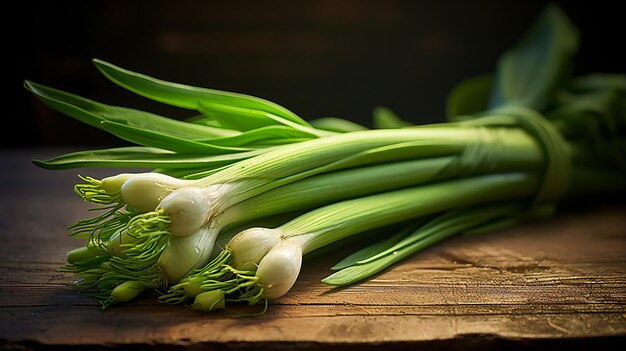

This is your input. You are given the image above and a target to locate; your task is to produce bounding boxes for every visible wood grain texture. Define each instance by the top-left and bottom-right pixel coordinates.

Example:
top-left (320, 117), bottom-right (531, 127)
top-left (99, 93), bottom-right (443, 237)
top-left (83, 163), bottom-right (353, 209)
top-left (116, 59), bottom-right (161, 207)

top-left (0, 149), bottom-right (625, 350)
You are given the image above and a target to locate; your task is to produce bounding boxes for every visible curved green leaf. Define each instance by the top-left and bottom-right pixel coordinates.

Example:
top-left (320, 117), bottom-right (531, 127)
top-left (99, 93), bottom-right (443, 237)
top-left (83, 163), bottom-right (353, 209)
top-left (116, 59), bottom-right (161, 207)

top-left (184, 114), bottom-right (224, 128)
top-left (197, 101), bottom-right (328, 137)
top-left (330, 227), bottom-right (412, 271)
top-left (197, 101), bottom-right (282, 131)
top-left (308, 117), bottom-right (368, 133)
top-left (445, 74), bottom-right (494, 118)
top-left (201, 125), bottom-right (318, 147)
top-left (93, 58), bottom-right (311, 127)
top-left (100, 121), bottom-right (253, 154)
top-left (372, 106), bottom-right (411, 129)
top-left (323, 204), bottom-right (521, 286)
top-left (24, 81), bottom-right (236, 139)
top-left (489, 4), bottom-right (580, 111)
top-left (33, 146), bottom-right (269, 170)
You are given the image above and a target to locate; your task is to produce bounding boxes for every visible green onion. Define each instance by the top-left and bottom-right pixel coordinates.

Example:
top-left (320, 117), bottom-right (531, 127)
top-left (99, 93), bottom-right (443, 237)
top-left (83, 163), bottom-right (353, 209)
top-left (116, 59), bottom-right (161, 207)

top-left (324, 167), bottom-right (625, 286)
top-left (25, 3), bottom-right (625, 314)
top-left (161, 172), bottom-right (541, 306)
top-left (125, 123), bottom-right (551, 284)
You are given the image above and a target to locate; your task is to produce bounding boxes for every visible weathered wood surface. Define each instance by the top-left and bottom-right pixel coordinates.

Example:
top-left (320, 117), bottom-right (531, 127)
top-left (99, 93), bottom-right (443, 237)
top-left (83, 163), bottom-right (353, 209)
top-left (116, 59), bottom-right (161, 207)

top-left (1, 149), bottom-right (625, 350)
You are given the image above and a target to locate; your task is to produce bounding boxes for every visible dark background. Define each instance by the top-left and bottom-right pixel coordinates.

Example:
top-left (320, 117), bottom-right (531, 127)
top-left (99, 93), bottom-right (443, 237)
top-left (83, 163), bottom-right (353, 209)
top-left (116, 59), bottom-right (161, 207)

top-left (9, 0), bottom-right (626, 149)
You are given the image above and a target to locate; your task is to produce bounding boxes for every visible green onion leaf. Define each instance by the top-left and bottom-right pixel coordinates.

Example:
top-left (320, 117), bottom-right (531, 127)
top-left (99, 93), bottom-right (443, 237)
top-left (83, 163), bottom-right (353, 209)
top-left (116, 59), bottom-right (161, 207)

top-left (198, 125), bottom-right (318, 147)
top-left (100, 121), bottom-right (253, 154)
top-left (32, 146), bottom-right (269, 170)
top-left (92, 58), bottom-right (311, 127)
top-left (308, 117), bottom-right (368, 133)
top-left (322, 204), bottom-right (523, 286)
top-left (446, 74), bottom-right (494, 118)
top-left (23, 80), bottom-right (236, 139)
top-left (197, 102), bottom-right (328, 138)
top-left (372, 106), bottom-right (411, 128)
top-left (489, 4), bottom-right (579, 111)
top-left (330, 227), bottom-right (412, 271)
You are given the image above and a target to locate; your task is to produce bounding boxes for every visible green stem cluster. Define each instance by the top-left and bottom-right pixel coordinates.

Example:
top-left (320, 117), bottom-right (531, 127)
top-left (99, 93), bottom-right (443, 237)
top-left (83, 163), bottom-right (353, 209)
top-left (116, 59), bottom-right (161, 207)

top-left (25, 3), bottom-right (625, 314)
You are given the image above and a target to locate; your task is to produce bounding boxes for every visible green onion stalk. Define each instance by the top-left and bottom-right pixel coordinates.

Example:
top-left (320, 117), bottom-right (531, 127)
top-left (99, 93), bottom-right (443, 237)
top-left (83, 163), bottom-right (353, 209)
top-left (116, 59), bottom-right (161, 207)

top-left (23, 56), bottom-right (346, 308)
top-left (25, 54), bottom-right (341, 265)
top-left (64, 121), bottom-right (555, 308)
top-left (159, 4), bottom-right (625, 312)
top-left (26, 3), bottom-right (625, 310)
top-left (101, 94), bottom-right (623, 308)
top-left (161, 173), bottom-right (541, 308)
top-left (323, 169), bottom-right (625, 288)
top-left (161, 167), bottom-right (624, 312)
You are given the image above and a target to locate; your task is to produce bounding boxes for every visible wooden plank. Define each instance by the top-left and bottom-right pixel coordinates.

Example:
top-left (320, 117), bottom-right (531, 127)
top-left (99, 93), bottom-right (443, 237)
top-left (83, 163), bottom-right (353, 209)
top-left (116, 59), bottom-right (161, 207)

top-left (1, 284), bottom-right (625, 315)
top-left (1, 306), bottom-right (625, 346)
top-left (2, 260), bottom-right (626, 307)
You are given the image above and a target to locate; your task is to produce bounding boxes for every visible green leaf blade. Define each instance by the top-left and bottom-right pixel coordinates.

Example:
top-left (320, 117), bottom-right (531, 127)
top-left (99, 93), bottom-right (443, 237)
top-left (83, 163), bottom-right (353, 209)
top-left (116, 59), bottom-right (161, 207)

top-left (489, 4), bottom-right (580, 111)
top-left (197, 101), bottom-right (329, 138)
top-left (446, 74), bottom-right (494, 118)
top-left (33, 146), bottom-right (268, 170)
top-left (100, 121), bottom-right (253, 154)
top-left (24, 80), bottom-right (238, 140)
top-left (201, 125), bottom-right (317, 147)
top-left (322, 204), bottom-right (524, 287)
top-left (330, 229), bottom-right (410, 271)
top-left (309, 117), bottom-right (369, 133)
top-left (93, 59), bottom-right (311, 127)
top-left (24, 80), bottom-right (105, 130)
top-left (372, 106), bottom-right (411, 129)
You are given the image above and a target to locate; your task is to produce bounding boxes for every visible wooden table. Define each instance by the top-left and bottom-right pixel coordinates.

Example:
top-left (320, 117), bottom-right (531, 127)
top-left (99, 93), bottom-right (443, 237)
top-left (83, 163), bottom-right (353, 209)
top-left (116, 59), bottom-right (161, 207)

top-left (1, 149), bottom-right (625, 350)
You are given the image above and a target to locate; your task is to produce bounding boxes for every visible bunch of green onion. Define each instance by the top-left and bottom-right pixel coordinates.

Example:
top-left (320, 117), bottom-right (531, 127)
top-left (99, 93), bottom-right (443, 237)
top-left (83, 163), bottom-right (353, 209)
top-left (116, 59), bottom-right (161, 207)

top-left (26, 4), bottom-right (625, 313)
